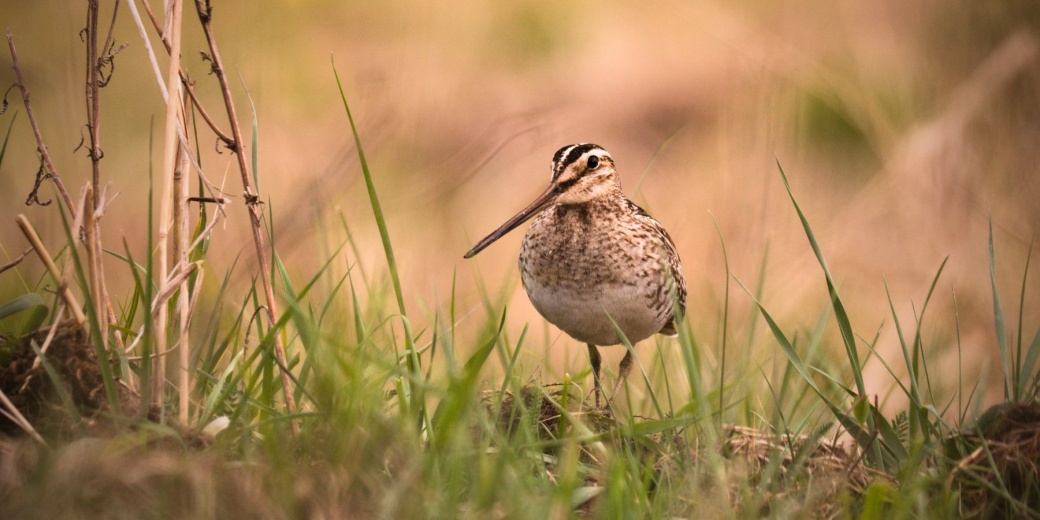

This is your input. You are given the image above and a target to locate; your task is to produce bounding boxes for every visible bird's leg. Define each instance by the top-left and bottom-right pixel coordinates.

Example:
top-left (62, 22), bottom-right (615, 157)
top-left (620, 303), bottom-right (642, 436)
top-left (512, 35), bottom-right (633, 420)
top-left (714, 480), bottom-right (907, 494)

top-left (610, 349), bottom-right (634, 405)
top-left (587, 343), bottom-right (602, 407)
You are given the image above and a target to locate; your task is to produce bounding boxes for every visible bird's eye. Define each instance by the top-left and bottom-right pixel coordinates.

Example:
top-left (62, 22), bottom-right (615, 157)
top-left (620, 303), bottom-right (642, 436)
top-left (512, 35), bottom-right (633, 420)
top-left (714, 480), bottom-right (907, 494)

top-left (587, 156), bottom-right (600, 169)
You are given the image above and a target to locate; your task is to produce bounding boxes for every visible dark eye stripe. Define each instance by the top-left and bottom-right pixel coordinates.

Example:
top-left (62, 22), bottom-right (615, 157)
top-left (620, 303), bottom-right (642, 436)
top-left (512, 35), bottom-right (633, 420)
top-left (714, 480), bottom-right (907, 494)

top-left (557, 177), bottom-right (579, 192)
top-left (563, 144), bottom-right (598, 170)
top-left (551, 143), bottom-right (603, 181)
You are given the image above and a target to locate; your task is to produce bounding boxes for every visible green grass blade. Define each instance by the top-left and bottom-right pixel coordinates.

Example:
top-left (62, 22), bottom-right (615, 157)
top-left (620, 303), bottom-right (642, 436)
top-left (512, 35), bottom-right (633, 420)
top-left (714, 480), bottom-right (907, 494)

top-left (710, 213), bottom-right (730, 429)
top-left (746, 241), bottom-right (770, 355)
top-left (1014, 238), bottom-right (1034, 401)
top-left (198, 349), bottom-right (245, 426)
top-left (448, 268), bottom-right (458, 374)
top-left (331, 58), bottom-right (423, 425)
top-left (349, 279), bottom-right (367, 344)
top-left (244, 81), bottom-right (261, 190)
top-left (884, 280), bottom-right (925, 444)
top-left (912, 258), bottom-right (948, 419)
top-left (0, 293), bottom-right (46, 321)
top-left (431, 309), bottom-right (504, 448)
top-left (736, 276), bottom-right (902, 467)
top-left (193, 267), bottom-right (243, 398)
top-left (987, 220), bottom-right (1010, 400)
top-left (331, 61), bottom-right (407, 325)
top-left (776, 160), bottom-right (866, 398)
top-left (495, 323), bottom-right (528, 405)
top-left (1023, 328), bottom-right (1040, 398)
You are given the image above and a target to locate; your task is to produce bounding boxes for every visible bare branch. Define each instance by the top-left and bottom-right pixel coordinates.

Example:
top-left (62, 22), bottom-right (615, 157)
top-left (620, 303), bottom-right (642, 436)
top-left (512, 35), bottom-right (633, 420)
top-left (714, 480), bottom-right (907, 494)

top-left (25, 160), bottom-right (53, 207)
top-left (192, 0), bottom-right (298, 434)
top-left (85, 0), bottom-right (103, 205)
top-left (101, 0), bottom-right (121, 58)
top-left (0, 248), bottom-right (32, 276)
top-left (6, 32), bottom-right (76, 215)
top-left (1, 84), bottom-right (13, 115)
top-left (135, 0), bottom-right (233, 145)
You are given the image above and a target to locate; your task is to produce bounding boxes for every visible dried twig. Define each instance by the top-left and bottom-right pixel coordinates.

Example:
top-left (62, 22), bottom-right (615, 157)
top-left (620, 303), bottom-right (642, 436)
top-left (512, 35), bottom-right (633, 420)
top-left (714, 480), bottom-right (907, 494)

top-left (193, 0), bottom-right (298, 434)
top-left (82, 2), bottom-right (125, 355)
top-left (85, 1), bottom-right (103, 205)
top-left (151, 262), bottom-right (200, 315)
top-left (99, 0), bottom-right (124, 74)
top-left (0, 248), bottom-right (32, 277)
top-left (5, 32), bottom-right (75, 214)
top-left (0, 388), bottom-right (46, 446)
top-left (124, 0), bottom-right (165, 95)
top-left (135, 0), bottom-right (233, 145)
top-left (187, 196), bottom-right (227, 204)
top-left (127, 0), bottom-right (233, 210)
top-left (29, 305), bottom-right (66, 371)
top-left (128, 0), bottom-right (237, 232)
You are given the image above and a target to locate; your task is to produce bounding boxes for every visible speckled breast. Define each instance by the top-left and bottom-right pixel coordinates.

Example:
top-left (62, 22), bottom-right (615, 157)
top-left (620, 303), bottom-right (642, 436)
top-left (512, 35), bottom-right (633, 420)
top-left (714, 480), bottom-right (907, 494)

top-left (518, 203), bottom-right (673, 346)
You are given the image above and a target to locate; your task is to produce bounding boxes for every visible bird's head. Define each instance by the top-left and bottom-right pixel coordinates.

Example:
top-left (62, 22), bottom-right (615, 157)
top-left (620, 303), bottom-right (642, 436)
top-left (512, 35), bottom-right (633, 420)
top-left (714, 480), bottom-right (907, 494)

top-left (464, 143), bottom-right (620, 258)
top-left (548, 143), bottom-right (620, 205)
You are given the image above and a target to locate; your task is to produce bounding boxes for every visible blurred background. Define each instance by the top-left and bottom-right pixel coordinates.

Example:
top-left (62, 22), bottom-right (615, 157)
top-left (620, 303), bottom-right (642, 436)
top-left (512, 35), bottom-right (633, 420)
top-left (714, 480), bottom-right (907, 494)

top-left (1, 0), bottom-right (1038, 411)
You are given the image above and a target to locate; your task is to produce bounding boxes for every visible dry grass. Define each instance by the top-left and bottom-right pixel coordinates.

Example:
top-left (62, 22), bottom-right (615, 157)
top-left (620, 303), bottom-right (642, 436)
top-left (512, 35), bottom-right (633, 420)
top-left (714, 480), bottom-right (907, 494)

top-left (953, 402), bottom-right (1040, 517)
top-left (484, 383), bottom-right (887, 517)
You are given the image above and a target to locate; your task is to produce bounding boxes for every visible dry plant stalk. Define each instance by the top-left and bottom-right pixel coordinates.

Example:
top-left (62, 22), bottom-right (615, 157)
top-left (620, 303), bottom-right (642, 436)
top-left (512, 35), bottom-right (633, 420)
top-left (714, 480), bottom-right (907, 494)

top-left (83, 4), bottom-right (108, 331)
top-left (154, 0), bottom-right (185, 412)
top-left (83, 1), bottom-right (127, 355)
top-left (151, 261), bottom-right (200, 317)
top-left (92, 190), bottom-right (127, 353)
top-left (82, 185), bottom-right (107, 343)
top-left (15, 215), bottom-right (88, 326)
top-left (192, 0), bottom-right (299, 434)
top-left (137, 0), bottom-right (232, 145)
top-left (173, 124), bottom-right (192, 425)
top-left (152, 0), bottom-right (198, 424)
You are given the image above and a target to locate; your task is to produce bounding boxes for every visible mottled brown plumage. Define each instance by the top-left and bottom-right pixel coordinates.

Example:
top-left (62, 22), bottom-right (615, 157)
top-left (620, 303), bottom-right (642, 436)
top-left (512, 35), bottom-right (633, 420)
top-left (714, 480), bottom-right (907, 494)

top-left (464, 144), bottom-right (686, 406)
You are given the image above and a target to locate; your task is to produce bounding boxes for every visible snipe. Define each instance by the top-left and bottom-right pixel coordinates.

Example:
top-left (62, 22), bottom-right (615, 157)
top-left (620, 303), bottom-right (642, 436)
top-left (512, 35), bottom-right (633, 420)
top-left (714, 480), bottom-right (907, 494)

top-left (464, 143), bottom-right (686, 406)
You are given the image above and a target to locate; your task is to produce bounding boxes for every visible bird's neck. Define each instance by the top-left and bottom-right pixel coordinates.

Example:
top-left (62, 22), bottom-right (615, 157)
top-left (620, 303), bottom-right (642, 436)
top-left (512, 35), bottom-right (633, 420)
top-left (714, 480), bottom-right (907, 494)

top-left (556, 184), bottom-right (626, 210)
top-left (553, 192), bottom-right (627, 221)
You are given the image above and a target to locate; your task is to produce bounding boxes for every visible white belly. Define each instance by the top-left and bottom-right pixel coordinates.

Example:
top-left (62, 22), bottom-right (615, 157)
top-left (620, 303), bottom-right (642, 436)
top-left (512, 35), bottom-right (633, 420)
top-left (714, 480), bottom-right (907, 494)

top-left (523, 279), bottom-right (663, 346)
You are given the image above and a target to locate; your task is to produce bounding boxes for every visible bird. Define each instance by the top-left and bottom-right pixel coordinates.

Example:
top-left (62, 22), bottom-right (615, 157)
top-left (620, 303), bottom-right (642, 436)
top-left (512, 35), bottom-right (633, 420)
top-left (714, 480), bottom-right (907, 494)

top-left (463, 143), bottom-right (686, 407)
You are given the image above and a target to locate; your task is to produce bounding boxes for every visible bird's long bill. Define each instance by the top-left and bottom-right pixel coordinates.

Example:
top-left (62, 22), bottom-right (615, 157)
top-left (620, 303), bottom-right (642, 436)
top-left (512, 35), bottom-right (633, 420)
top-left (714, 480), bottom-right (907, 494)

top-left (463, 185), bottom-right (558, 259)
